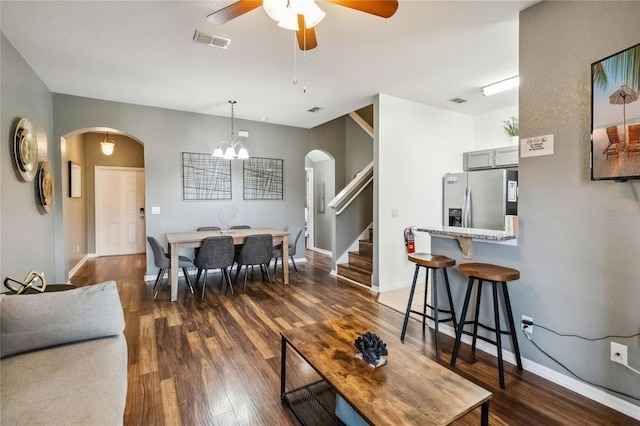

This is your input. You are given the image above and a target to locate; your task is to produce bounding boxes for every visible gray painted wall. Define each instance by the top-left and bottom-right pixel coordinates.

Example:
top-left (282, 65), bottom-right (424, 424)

top-left (1, 34), bottom-right (55, 287)
top-left (63, 134), bottom-right (88, 271)
top-left (312, 159), bottom-right (335, 251)
top-left (432, 1), bottom-right (640, 405)
top-left (52, 94), bottom-right (347, 278)
top-left (345, 115), bottom-right (373, 180)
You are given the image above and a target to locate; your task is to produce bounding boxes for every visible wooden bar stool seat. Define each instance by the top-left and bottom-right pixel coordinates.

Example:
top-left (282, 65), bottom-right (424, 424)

top-left (450, 262), bottom-right (523, 389)
top-left (400, 253), bottom-right (458, 358)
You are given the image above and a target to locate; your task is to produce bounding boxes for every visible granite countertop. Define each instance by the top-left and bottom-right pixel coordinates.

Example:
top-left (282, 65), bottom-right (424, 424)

top-left (416, 225), bottom-right (517, 241)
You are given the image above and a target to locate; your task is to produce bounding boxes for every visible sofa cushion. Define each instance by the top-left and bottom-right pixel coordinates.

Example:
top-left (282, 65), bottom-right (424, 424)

top-left (0, 281), bottom-right (124, 358)
top-left (1, 334), bottom-right (127, 425)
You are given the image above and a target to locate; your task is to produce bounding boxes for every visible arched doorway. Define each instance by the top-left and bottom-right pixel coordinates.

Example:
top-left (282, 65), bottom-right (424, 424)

top-left (61, 127), bottom-right (145, 279)
top-left (304, 149), bottom-right (334, 253)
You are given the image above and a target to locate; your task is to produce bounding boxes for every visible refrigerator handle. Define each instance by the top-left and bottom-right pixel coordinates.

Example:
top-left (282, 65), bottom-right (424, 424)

top-left (465, 189), bottom-right (472, 227)
top-left (462, 188), bottom-right (468, 227)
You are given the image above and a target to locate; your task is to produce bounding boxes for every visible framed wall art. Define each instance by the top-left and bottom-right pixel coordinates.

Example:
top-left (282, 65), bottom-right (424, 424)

top-left (243, 157), bottom-right (283, 200)
top-left (182, 152), bottom-right (232, 200)
top-left (69, 161), bottom-right (82, 198)
top-left (590, 42), bottom-right (640, 181)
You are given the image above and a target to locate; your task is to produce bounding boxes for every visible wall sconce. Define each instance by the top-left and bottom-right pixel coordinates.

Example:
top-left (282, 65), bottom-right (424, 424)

top-left (101, 132), bottom-right (116, 156)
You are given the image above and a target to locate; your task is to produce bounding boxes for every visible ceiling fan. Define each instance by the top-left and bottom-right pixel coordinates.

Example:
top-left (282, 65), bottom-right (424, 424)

top-left (207, 0), bottom-right (399, 51)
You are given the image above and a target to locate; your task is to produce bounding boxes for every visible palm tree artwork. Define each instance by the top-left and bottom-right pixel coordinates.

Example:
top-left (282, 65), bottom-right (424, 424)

top-left (592, 44), bottom-right (640, 147)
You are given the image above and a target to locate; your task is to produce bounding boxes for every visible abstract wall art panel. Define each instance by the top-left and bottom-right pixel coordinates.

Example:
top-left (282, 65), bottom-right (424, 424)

top-left (243, 157), bottom-right (283, 200)
top-left (182, 152), bottom-right (232, 200)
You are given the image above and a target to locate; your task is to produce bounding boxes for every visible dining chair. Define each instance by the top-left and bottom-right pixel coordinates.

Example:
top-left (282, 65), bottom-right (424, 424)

top-left (230, 225), bottom-right (252, 268)
top-left (195, 226), bottom-right (222, 260)
top-left (271, 226), bottom-right (302, 281)
top-left (234, 234), bottom-right (274, 293)
top-left (147, 236), bottom-right (194, 299)
top-left (194, 236), bottom-right (236, 299)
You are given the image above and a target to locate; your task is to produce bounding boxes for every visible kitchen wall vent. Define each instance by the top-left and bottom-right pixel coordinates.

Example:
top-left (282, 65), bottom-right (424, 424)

top-left (193, 29), bottom-right (231, 49)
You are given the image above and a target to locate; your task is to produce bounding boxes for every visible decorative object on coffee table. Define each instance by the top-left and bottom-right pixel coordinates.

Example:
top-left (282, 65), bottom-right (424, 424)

top-left (354, 331), bottom-right (388, 368)
top-left (4, 270), bottom-right (47, 294)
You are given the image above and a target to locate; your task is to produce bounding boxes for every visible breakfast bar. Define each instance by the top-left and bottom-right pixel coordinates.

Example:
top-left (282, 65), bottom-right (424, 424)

top-left (417, 225), bottom-right (517, 259)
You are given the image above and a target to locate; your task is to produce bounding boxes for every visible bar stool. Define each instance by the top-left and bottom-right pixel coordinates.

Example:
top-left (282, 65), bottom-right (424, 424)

top-left (400, 253), bottom-right (457, 357)
top-left (450, 262), bottom-right (523, 389)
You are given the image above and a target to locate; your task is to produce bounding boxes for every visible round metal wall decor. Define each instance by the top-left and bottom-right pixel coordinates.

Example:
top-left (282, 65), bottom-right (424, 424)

top-left (13, 118), bottom-right (39, 182)
top-left (37, 161), bottom-right (54, 214)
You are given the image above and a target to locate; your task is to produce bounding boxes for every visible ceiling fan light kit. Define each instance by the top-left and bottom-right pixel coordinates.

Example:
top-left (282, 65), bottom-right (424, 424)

top-left (264, 0), bottom-right (326, 30)
top-left (207, 0), bottom-right (398, 51)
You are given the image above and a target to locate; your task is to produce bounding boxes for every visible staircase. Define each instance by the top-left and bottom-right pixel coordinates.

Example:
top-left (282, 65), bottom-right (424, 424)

top-left (337, 228), bottom-right (373, 287)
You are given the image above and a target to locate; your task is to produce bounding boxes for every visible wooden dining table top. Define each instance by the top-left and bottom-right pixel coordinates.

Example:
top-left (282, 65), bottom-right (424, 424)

top-left (166, 228), bottom-right (289, 245)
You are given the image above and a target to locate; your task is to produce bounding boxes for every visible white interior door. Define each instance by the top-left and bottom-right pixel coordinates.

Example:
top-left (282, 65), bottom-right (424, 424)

top-left (96, 167), bottom-right (145, 256)
top-left (305, 167), bottom-right (315, 249)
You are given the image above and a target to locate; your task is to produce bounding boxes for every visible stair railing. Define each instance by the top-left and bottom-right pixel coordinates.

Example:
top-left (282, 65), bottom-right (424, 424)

top-left (327, 161), bottom-right (373, 216)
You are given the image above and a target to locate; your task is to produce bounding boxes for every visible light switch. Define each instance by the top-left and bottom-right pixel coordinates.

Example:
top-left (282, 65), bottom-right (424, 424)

top-left (391, 209), bottom-right (398, 218)
top-left (151, 206), bottom-right (161, 215)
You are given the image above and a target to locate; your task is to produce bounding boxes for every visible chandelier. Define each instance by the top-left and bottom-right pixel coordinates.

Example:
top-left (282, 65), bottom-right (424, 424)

top-left (213, 100), bottom-right (249, 160)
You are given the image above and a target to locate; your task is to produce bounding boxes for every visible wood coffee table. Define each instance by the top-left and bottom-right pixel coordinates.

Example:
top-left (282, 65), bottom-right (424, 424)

top-left (280, 315), bottom-right (491, 425)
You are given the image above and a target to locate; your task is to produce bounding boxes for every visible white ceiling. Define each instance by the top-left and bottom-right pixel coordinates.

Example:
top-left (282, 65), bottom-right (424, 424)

top-left (1, 1), bottom-right (537, 129)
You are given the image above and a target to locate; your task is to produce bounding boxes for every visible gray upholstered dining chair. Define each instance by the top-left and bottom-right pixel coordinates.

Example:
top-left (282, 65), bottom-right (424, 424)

top-left (197, 226), bottom-right (221, 231)
top-left (271, 226), bottom-right (303, 281)
top-left (194, 236), bottom-right (236, 299)
top-left (229, 225), bottom-right (251, 266)
top-left (147, 236), bottom-right (194, 299)
top-left (234, 234), bottom-right (274, 293)
top-left (195, 226), bottom-right (222, 259)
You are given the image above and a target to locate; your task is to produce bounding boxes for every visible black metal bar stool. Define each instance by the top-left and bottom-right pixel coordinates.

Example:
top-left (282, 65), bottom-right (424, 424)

top-left (400, 253), bottom-right (457, 357)
top-left (450, 262), bottom-right (523, 389)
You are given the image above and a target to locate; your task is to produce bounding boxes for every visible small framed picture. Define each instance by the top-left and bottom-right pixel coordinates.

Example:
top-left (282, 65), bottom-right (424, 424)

top-left (69, 161), bottom-right (82, 198)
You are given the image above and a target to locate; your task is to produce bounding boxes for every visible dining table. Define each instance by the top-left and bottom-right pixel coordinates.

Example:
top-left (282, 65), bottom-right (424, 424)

top-left (165, 228), bottom-right (290, 302)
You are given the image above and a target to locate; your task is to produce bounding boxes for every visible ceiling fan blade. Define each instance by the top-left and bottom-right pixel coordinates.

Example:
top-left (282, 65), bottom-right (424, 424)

top-left (296, 15), bottom-right (318, 51)
top-left (324, 0), bottom-right (398, 18)
top-left (206, 0), bottom-right (263, 25)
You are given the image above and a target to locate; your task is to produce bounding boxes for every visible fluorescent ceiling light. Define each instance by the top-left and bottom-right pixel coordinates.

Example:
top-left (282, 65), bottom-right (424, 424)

top-left (482, 76), bottom-right (519, 96)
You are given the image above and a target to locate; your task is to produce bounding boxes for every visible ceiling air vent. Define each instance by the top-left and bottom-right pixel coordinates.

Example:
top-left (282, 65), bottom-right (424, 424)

top-left (193, 29), bottom-right (231, 49)
top-left (307, 107), bottom-right (322, 113)
top-left (449, 97), bottom-right (467, 104)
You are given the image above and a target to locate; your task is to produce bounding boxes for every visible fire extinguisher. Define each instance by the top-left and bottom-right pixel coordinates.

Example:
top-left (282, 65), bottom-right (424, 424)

top-left (404, 227), bottom-right (415, 254)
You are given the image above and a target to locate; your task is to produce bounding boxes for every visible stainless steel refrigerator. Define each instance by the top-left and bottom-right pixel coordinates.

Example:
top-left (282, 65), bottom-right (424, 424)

top-left (443, 169), bottom-right (518, 231)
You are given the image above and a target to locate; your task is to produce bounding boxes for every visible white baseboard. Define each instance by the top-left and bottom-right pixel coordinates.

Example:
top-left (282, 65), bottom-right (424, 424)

top-left (144, 270), bottom-right (188, 282)
top-left (68, 255), bottom-right (90, 279)
top-left (425, 322), bottom-right (640, 420)
top-left (310, 247), bottom-right (332, 256)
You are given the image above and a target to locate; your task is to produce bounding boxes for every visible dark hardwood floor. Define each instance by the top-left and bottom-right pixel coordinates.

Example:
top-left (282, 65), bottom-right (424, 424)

top-left (70, 251), bottom-right (638, 425)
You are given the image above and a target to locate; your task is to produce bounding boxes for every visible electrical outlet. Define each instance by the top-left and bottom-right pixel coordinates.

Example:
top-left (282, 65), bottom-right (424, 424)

top-left (521, 315), bottom-right (533, 334)
top-left (611, 342), bottom-right (628, 365)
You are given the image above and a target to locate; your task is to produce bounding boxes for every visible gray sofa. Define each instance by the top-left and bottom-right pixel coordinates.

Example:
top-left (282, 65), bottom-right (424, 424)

top-left (0, 281), bottom-right (127, 425)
